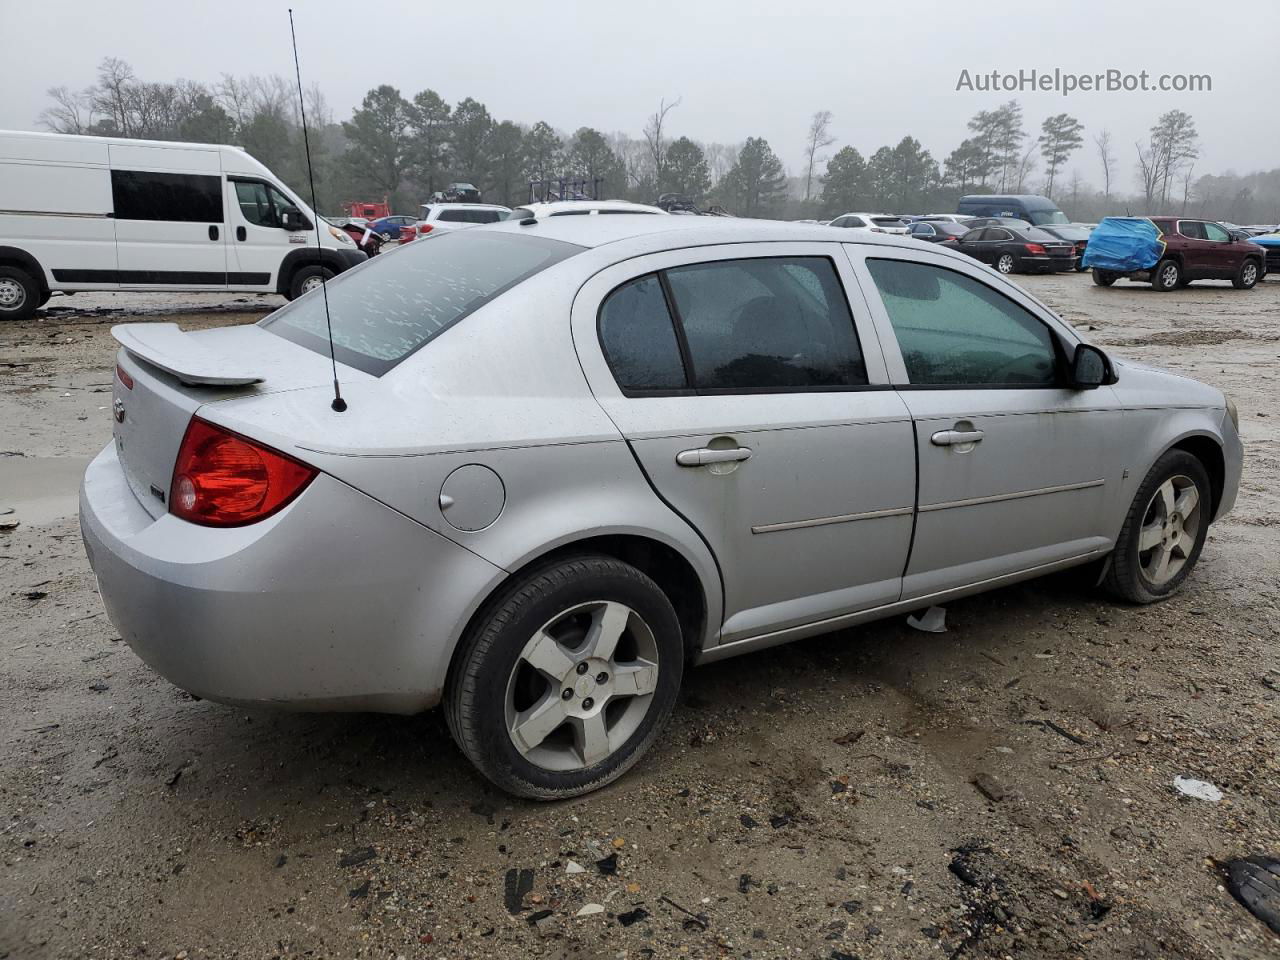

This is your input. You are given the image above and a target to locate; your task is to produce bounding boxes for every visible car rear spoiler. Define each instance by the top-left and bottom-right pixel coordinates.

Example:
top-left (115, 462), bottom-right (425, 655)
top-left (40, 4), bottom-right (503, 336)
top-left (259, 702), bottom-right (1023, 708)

top-left (111, 323), bottom-right (265, 387)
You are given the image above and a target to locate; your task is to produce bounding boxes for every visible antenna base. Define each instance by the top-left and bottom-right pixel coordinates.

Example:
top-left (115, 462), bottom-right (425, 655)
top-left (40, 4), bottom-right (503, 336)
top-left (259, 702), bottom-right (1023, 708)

top-left (331, 397), bottom-right (348, 412)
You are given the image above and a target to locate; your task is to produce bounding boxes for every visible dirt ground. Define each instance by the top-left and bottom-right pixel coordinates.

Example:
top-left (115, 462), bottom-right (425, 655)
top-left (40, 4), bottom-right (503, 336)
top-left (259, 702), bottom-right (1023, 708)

top-left (2, 276), bottom-right (1278, 960)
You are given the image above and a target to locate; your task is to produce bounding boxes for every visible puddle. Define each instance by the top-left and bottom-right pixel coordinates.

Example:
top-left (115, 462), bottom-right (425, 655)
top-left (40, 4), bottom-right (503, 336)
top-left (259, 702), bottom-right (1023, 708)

top-left (0, 455), bottom-right (93, 525)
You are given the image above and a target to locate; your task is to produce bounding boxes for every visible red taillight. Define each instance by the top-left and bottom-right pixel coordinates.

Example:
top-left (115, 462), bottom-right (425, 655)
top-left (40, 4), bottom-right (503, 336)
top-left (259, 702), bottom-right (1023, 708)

top-left (170, 418), bottom-right (316, 527)
top-left (418, 223), bottom-right (434, 234)
top-left (1024, 243), bottom-right (1047, 255)
top-left (116, 363), bottom-right (134, 390)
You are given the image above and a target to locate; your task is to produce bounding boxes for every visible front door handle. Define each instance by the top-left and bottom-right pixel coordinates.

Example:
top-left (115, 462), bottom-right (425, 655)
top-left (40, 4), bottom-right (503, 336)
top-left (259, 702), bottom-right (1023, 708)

top-left (675, 446), bottom-right (753, 467)
top-left (208, 225), bottom-right (219, 241)
top-left (931, 429), bottom-right (985, 447)
top-left (236, 226), bottom-right (247, 241)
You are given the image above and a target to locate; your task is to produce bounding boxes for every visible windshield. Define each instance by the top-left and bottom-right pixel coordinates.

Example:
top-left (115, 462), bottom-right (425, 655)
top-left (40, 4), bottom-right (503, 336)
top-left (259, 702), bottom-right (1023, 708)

top-left (263, 230), bottom-right (581, 376)
top-left (1027, 208), bottom-right (1070, 226)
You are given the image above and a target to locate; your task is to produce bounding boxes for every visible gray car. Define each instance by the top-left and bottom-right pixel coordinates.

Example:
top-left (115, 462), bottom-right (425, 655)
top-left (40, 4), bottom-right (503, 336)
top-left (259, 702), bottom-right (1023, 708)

top-left (80, 217), bottom-right (1243, 799)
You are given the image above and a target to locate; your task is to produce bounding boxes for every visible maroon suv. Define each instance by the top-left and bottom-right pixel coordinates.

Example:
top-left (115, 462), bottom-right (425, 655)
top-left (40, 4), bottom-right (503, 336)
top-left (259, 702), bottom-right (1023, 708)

top-left (1094, 218), bottom-right (1265, 291)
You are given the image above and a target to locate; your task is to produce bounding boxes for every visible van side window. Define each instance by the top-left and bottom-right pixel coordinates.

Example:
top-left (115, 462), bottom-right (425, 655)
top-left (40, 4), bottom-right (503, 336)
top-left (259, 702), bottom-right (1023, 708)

top-left (111, 170), bottom-right (223, 223)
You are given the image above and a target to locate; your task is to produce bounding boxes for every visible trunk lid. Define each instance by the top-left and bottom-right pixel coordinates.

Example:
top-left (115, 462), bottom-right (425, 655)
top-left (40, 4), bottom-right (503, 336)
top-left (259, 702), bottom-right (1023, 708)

top-left (110, 322), bottom-right (356, 519)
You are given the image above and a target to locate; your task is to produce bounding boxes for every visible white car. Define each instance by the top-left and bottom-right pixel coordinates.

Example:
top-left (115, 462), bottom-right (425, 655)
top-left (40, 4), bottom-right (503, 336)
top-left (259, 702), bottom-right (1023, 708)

top-left (916, 214), bottom-right (971, 224)
top-left (402, 203), bottom-right (512, 241)
top-left (0, 129), bottom-right (365, 320)
top-left (827, 213), bottom-right (909, 235)
top-left (507, 200), bottom-right (667, 220)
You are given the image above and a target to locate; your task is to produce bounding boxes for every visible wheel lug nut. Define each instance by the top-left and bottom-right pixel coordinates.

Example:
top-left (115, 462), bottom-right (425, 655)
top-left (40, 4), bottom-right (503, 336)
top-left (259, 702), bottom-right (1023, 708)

top-left (561, 689), bottom-right (573, 700)
top-left (582, 697), bottom-right (594, 710)
top-left (596, 672), bottom-right (609, 684)
top-left (575, 662), bottom-right (588, 675)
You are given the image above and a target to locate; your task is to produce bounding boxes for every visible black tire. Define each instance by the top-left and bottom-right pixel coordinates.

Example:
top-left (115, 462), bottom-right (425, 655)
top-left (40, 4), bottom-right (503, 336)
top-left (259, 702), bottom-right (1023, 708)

top-left (1151, 258), bottom-right (1181, 291)
top-left (1232, 258), bottom-right (1261, 290)
top-left (286, 264), bottom-right (335, 301)
top-left (1103, 450), bottom-right (1212, 604)
top-left (1092, 269), bottom-right (1116, 287)
top-left (0, 266), bottom-right (40, 322)
top-left (37, 290), bottom-right (51, 307)
top-left (445, 555), bottom-right (684, 799)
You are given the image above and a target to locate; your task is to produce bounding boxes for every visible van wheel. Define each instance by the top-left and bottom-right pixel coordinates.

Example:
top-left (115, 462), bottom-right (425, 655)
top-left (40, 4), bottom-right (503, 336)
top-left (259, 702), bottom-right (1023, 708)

top-left (1103, 450), bottom-right (1211, 604)
top-left (1152, 259), bottom-right (1181, 291)
top-left (1091, 269), bottom-right (1116, 287)
top-left (0, 267), bottom-right (39, 322)
top-left (287, 265), bottom-right (335, 300)
top-left (1233, 259), bottom-right (1260, 290)
top-left (445, 555), bottom-right (683, 799)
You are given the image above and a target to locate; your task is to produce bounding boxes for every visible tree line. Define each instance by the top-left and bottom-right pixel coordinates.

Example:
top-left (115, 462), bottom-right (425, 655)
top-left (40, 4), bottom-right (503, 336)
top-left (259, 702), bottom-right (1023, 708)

top-left (38, 58), bottom-right (1280, 224)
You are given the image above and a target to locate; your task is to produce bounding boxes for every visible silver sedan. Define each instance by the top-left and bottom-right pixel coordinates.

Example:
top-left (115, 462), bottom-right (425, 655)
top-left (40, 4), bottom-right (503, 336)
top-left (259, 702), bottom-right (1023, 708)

top-left (80, 217), bottom-right (1242, 798)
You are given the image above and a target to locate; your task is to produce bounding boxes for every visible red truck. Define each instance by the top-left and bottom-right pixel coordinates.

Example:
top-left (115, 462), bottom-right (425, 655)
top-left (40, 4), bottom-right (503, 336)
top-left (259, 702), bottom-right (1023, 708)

top-left (341, 198), bottom-right (392, 221)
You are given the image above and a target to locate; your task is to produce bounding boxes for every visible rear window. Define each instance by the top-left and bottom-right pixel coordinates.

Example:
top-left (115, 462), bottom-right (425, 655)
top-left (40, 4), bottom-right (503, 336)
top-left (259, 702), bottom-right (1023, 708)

top-left (872, 217), bottom-right (904, 227)
top-left (436, 208), bottom-right (504, 224)
top-left (263, 230), bottom-right (581, 376)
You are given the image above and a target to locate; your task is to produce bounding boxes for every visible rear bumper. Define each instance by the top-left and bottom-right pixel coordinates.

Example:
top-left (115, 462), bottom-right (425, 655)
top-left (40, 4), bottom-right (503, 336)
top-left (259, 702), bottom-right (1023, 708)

top-left (1020, 255), bottom-right (1077, 273)
top-left (79, 442), bottom-right (503, 713)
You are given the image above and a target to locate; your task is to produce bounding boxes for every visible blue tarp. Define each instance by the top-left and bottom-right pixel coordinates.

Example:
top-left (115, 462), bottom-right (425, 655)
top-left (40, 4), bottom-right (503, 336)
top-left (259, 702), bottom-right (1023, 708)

top-left (1081, 217), bottom-right (1166, 272)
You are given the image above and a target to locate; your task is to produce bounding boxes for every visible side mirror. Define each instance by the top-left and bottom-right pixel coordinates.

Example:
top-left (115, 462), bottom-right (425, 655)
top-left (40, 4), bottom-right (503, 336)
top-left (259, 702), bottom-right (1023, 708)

top-left (1071, 343), bottom-right (1109, 389)
top-left (281, 208), bottom-right (308, 232)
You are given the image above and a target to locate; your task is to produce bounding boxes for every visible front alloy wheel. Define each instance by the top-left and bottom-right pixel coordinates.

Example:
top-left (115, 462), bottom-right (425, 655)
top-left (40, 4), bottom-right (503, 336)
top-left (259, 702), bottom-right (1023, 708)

top-left (1104, 450), bottom-right (1211, 603)
top-left (446, 555), bottom-right (683, 799)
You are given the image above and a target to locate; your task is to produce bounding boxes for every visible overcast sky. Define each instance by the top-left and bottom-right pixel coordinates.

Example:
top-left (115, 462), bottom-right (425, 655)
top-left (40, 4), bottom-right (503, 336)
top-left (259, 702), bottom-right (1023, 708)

top-left (2, 0), bottom-right (1275, 188)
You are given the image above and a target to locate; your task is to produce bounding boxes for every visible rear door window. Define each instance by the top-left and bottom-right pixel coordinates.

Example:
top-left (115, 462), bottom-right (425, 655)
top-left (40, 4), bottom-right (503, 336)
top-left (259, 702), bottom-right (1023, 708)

top-left (598, 275), bottom-right (688, 392)
top-left (1179, 221), bottom-right (1207, 240)
top-left (664, 257), bottom-right (867, 391)
top-left (111, 170), bottom-right (223, 222)
top-left (264, 230), bottom-right (581, 376)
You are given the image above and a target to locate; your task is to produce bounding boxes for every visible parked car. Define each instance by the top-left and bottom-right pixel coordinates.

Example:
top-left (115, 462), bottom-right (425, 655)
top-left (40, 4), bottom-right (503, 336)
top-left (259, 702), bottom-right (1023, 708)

top-left (915, 214), bottom-right (971, 224)
top-left (1036, 223), bottom-right (1093, 271)
top-left (827, 213), bottom-right (909, 234)
top-left (334, 219), bottom-right (385, 256)
top-left (1087, 217), bottom-right (1265, 291)
top-left (399, 203), bottom-right (512, 242)
top-left (1246, 229), bottom-right (1280, 275)
top-left (507, 200), bottom-right (666, 221)
top-left (368, 215), bottom-right (417, 239)
top-left (0, 129), bottom-right (365, 321)
top-left (952, 224), bottom-right (1077, 273)
top-left (906, 220), bottom-right (970, 243)
top-left (956, 194), bottom-right (1070, 227)
top-left (81, 217), bottom-right (1241, 799)
top-left (445, 182), bottom-right (482, 203)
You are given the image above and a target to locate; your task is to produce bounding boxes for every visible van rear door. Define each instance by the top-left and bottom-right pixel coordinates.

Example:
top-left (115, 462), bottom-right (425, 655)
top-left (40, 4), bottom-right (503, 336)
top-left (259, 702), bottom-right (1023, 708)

top-left (108, 142), bottom-right (228, 289)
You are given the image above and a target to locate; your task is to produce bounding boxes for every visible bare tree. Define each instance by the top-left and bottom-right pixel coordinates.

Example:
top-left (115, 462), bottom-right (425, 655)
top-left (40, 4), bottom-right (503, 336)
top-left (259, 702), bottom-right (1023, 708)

top-left (642, 97), bottom-right (681, 193)
top-left (1179, 164), bottom-right (1196, 214)
top-left (91, 57), bottom-right (137, 136)
top-left (1013, 143), bottom-right (1037, 193)
top-left (1093, 130), bottom-right (1115, 201)
top-left (40, 86), bottom-right (95, 134)
top-left (802, 110), bottom-right (835, 203)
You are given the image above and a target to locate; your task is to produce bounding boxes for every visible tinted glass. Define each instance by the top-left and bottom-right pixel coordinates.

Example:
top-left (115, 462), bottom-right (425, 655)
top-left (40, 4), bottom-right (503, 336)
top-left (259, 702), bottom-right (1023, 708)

top-left (1203, 222), bottom-right (1229, 242)
top-left (264, 230), bottom-right (581, 376)
top-left (598, 275), bottom-right (687, 392)
top-left (872, 217), bottom-right (904, 227)
top-left (235, 180), bottom-right (276, 227)
top-left (866, 259), bottom-right (1057, 387)
top-left (665, 257), bottom-right (867, 391)
top-left (111, 170), bottom-right (223, 223)
top-left (1179, 221), bottom-right (1207, 240)
top-left (1027, 208), bottom-right (1070, 226)
top-left (437, 209), bottom-right (504, 223)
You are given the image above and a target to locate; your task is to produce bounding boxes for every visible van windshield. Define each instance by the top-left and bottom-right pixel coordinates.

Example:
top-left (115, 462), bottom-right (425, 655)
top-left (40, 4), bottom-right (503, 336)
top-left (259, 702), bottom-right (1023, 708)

top-left (262, 230), bottom-right (582, 376)
top-left (1027, 208), bottom-right (1070, 226)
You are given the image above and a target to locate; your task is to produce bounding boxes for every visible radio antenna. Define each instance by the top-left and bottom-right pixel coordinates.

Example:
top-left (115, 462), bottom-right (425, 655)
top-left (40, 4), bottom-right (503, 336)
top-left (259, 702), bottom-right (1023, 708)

top-left (288, 8), bottom-right (346, 412)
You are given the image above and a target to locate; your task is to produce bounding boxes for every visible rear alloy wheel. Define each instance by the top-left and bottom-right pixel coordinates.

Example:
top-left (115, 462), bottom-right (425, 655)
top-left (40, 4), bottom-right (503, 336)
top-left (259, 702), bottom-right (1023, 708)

top-left (287, 264), bottom-right (335, 300)
top-left (0, 266), bottom-right (40, 322)
top-left (1152, 258), bottom-right (1181, 291)
top-left (1092, 269), bottom-right (1116, 287)
top-left (996, 253), bottom-right (1016, 274)
top-left (1233, 259), bottom-right (1260, 290)
top-left (446, 555), bottom-right (683, 799)
top-left (1104, 450), bottom-right (1211, 603)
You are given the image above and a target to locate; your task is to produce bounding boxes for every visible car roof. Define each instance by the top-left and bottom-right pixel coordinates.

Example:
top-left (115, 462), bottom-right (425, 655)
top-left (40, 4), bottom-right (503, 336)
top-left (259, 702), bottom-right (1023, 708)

top-left (514, 200), bottom-right (667, 217)
top-left (424, 203), bottom-right (511, 213)
top-left (483, 214), bottom-right (963, 258)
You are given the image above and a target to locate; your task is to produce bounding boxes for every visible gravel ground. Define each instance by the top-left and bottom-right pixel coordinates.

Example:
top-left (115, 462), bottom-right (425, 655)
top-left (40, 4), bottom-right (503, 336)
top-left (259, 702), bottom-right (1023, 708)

top-left (1, 277), bottom-right (1278, 960)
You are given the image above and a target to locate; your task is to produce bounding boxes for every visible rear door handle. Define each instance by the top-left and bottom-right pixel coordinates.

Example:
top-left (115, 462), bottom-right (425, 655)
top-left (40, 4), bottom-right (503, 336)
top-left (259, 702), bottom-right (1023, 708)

top-left (675, 446), bottom-right (753, 467)
top-left (208, 225), bottom-right (219, 241)
top-left (931, 429), bottom-right (985, 446)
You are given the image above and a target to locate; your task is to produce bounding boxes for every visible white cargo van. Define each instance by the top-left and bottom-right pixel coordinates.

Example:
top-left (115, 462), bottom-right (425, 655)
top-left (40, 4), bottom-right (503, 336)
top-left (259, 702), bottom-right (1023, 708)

top-left (0, 130), bottom-right (366, 321)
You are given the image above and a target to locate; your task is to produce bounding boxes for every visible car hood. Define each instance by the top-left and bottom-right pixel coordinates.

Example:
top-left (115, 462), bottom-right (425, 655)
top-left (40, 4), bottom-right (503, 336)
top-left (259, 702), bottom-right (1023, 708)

top-left (1111, 357), bottom-right (1224, 410)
